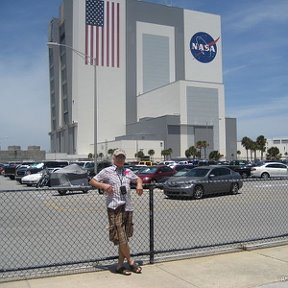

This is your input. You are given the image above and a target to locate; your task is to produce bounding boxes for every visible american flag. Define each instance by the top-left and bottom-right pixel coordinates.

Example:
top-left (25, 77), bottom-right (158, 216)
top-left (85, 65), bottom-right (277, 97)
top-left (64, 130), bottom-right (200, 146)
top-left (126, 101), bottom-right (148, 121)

top-left (85, 0), bottom-right (120, 67)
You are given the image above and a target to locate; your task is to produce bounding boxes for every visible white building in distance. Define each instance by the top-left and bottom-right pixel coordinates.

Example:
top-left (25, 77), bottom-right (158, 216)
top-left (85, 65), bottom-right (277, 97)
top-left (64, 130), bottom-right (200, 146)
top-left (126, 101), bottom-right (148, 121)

top-left (48, 0), bottom-right (237, 161)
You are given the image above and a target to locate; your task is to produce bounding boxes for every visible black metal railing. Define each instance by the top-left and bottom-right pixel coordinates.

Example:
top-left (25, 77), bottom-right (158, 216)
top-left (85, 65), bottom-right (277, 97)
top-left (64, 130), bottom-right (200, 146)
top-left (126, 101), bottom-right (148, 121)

top-left (1, 177), bottom-right (288, 281)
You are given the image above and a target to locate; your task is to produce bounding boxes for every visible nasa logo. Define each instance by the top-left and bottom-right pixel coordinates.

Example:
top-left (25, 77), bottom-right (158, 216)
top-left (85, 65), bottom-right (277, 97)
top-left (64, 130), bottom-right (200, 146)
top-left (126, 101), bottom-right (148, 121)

top-left (190, 32), bottom-right (220, 63)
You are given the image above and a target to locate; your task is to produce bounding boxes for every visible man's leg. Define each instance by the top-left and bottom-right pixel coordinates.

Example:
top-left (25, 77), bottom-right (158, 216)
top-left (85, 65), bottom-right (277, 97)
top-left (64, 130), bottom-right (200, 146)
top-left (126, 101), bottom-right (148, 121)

top-left (117, 243), bottom-right (132, 268)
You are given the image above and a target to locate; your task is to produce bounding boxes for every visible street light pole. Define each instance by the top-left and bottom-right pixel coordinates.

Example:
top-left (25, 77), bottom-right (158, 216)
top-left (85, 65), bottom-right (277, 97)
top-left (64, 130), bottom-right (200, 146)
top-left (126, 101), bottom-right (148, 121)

top-left (47, 42), bottom-right (98, 174)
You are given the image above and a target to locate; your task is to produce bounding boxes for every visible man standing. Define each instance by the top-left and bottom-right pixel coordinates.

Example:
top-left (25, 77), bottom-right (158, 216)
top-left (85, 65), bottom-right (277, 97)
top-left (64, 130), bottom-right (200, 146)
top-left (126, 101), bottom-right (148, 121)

top-left (89, 149), bottom-right (143, 275)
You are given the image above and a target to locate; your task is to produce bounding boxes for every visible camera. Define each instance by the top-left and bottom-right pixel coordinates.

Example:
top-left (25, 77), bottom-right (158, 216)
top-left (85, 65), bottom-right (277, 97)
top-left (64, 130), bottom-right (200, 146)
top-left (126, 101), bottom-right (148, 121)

top-left (120, 185), bottom-right (127, 195)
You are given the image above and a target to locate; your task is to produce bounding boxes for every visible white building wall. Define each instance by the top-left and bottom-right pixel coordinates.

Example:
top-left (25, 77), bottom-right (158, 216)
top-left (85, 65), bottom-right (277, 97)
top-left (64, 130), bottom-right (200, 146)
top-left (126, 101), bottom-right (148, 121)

top-left (97, 139), bottom-right (164, 162)
top-left (137, 81), bottom-right (181, 120)
top-left (71, 0), bottom-right (127, 155)
top-left (137, 80), bottom-right (226, 158)
top-left (237, 137), bottom-right (288, 160)
top-left (49, 1), bottom-right (230, 160)
top-left (183, 10), bottom-right (223, 83)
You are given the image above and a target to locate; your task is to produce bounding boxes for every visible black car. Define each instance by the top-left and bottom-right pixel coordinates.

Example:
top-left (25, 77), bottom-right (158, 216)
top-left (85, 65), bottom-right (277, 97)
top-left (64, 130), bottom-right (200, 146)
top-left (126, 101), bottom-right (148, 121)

top-left (73, 160), bottom-right (112, 177)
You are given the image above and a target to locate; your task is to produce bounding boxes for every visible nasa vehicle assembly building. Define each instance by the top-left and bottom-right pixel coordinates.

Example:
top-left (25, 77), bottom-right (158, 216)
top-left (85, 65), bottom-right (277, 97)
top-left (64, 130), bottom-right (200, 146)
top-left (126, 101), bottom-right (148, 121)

top-left (48, 0), bottom-right (236, 161)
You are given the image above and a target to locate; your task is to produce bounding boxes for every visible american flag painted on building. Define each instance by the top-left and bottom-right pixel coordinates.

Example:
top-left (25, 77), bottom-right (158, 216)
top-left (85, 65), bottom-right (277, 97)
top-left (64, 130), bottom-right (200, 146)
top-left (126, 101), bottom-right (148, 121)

top-left (85, 0), bottom-right (120, 67)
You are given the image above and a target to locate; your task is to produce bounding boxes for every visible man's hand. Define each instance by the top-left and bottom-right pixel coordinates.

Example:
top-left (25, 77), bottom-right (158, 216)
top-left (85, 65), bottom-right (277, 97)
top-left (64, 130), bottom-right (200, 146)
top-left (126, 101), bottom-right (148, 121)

top-left (136, 186), bottom-right (143, 196)
top-left (102, 183), bottom-right (113, 193)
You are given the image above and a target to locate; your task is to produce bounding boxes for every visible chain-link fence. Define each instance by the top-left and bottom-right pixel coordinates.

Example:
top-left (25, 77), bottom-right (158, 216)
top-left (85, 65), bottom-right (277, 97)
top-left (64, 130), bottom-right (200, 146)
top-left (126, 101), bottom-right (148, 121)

top-left (1, 177), bottom-right (288, 282)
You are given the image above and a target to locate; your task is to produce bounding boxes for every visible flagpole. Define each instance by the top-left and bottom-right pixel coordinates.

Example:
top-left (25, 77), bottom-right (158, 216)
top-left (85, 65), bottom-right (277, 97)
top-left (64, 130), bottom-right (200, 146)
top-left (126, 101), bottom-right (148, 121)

top-left (93, 59), bottom-right (98, 174)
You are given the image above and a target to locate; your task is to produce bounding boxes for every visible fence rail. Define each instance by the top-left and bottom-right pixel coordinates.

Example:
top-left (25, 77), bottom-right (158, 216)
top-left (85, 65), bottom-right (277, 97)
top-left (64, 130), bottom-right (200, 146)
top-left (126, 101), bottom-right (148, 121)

top-left (1, 177), bottom-right (288, 281)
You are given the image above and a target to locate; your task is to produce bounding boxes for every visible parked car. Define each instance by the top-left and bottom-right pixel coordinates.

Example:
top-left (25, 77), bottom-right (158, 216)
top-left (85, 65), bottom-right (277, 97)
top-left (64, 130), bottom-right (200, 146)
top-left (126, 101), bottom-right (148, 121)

top-left (24, 160), bottom-right (69, 176)
top-left (22, 168), bottom-right (60, 187)
top-left (73, 160), bottom-right (111, 177)
top-left (21, 171), bottom-right (44, 186)
top-left (224, 160), bottom-right (251, 178)
top-left (159, 160), bottom-right (178, 167)
top-left (163, 166), bottom-right (243, 199)
top-left (15, 162), bottom-right (37, 183)
top-left (173, 163), bottom-right (196, 172)
top-left (250, 162), bottom-right (288, 179)
top-left (0, 163), bottom-right (7, 175)
top-left (50, 164), bottom-right (90, 195)
top-left (135, 165), bottom-right (176, 187)
top-left (3, 162), bottom-right (21, 179)
top-left (138, 161), bottom-right (153, 166)
top-left (124, 164), bottom-right (147, 174)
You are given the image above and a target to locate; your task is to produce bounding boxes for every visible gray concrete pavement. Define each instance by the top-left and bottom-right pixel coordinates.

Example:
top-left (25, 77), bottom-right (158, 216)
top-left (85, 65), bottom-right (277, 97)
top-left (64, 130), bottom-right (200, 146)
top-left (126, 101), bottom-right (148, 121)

top-left (1, 244), bottom-right (288, 288)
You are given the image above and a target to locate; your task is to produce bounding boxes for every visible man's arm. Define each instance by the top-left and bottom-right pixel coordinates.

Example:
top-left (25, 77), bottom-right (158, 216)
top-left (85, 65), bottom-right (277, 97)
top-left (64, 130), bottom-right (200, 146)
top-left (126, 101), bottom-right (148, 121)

top-left (135, 176), bottom-right (143, 196)
top-left (89, 178), bottom-right (113, 193)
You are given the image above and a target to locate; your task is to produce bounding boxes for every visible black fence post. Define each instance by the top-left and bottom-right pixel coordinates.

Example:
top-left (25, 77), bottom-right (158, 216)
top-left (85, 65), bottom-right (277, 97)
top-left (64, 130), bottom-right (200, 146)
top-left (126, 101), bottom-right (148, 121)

top-left (149, 185), bottom-right (155, 264)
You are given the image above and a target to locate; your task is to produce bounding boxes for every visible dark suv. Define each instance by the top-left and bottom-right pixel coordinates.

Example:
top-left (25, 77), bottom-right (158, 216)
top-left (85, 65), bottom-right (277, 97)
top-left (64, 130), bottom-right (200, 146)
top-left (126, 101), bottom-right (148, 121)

top-left (4, 162), bottom-right (22, 180)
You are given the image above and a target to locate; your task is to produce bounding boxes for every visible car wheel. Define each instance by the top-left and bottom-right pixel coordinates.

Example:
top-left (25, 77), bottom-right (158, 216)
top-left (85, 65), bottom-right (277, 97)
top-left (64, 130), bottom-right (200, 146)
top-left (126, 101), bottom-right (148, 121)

top-left (230, 183), bottom-right (239, 195)
top-left (241, 172), bottom-right (248, 179)
top-left (261, 172), bottom-right (270, 179)
top-left (58, 190), bottom-right (67, 195)
top-left (193, 185), bottom-right (204, 199)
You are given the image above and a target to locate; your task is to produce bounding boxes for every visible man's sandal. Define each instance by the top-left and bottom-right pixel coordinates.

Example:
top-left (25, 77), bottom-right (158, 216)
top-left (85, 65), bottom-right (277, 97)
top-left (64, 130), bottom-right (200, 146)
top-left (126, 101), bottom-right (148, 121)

top-left (129, 263), bottom-right (142, 273)
top-left (116, 266), bottom-right (131, 276)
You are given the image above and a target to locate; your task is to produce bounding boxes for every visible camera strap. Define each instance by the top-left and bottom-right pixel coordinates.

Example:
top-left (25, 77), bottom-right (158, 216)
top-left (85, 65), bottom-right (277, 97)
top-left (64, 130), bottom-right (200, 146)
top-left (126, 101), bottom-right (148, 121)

top-left (116, 168), bottom-right (125, 185)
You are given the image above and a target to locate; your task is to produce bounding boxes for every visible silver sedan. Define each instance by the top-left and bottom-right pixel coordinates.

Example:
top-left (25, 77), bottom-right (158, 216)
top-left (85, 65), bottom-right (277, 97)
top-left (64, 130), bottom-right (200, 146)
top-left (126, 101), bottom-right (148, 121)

top-left (163, 166), bottom-right (243, 199)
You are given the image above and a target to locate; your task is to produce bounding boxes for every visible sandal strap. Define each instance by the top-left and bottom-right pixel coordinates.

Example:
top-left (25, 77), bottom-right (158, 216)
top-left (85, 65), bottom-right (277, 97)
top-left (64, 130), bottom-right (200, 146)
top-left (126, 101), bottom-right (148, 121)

top-left (116, 266), bottom-right (131, 275)
top-left (129, 263), bottom-right (142, 273)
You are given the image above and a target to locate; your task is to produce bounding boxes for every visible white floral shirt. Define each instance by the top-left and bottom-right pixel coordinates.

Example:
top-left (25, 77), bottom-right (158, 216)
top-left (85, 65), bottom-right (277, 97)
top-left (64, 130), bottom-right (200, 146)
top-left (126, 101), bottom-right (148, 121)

top-left (94, 165), bottom-right (138, 211)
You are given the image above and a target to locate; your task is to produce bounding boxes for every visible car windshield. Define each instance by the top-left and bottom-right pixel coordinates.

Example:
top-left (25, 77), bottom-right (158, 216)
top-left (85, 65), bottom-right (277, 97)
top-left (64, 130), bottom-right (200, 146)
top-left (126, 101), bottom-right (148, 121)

top-left (174, 169), bottom-right (191, 177)
top-left (138, 167), bottom-right (158, 174)
top-left (84, 162), bottom-right (94, 168)
top-left (75, 162), bottom-right (85, 167)
top-left (185, 168), bottom-right (210, 177)
top-left (29, 163), bottom-right (44, 169)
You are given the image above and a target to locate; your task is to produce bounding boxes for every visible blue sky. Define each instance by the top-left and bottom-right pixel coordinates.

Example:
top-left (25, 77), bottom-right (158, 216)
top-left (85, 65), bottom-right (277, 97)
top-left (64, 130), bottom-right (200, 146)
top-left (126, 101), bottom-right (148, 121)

top-left (0, 0), bottom-right (287, 152)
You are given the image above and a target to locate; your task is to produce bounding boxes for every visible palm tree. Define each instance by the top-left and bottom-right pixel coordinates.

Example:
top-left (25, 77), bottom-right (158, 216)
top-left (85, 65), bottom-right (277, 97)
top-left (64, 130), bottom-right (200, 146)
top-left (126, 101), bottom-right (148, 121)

top-left (135, 150), bottom-right (145, 160)
top-left (266, 147), bottom-right (281, 160)
top-left (202, 141), bottom-right (209, 159)
top-left (148, 149), bottom-right (155, 161)
top-left (161, 149), bottom-right (169, 160)
top-left (209, 150), bottom-right (223, 161)
top-left (107, 149), bottom-right (115, 158)
top-left (186, 146), bottom-right (197, 159)
top-left (256, 135), bottom-right (267, 160)
top-left (241, 136), bottom-right (252, 160)
top-left (196, 141), bottom-right (208, 159)
top-left (161, 148), bottom-right (172, 160)
top-left (167, 148), bottom-right (173, 159)
top-left (98, 152), bottom-right (104, 160)
top-left (236, 150), bottom-right (241, 160)
top-left (250, 141), bottom-right (257, 161)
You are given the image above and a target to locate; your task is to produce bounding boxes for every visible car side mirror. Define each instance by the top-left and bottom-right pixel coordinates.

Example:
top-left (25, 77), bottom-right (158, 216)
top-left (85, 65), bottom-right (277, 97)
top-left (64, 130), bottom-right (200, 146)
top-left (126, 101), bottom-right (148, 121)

top-left (209, 174), bottom-right (215, 178)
